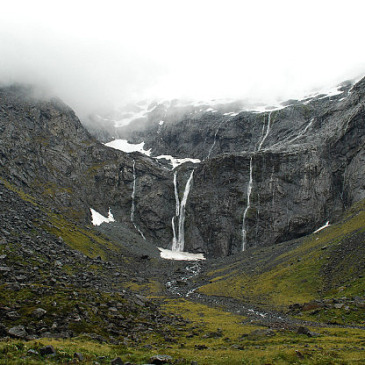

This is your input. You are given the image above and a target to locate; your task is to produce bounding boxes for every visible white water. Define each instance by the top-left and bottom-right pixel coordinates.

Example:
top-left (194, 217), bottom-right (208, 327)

top-left (173, 171), bottom-right (180, 216)
top-left (257, 111), bottom-right (272, 151)
top-left (172, 170), bottom-right (194, 252)
top-left (242, 157), bottom-right (253, 251)
top-left (242, 111), bottom-right (273, 251)
top-left (130, 160), bottom-right (146, 240)
top-left (206, 119), bottom-right (226, 159)
top-left (171, 171), bottom-right (180, 248)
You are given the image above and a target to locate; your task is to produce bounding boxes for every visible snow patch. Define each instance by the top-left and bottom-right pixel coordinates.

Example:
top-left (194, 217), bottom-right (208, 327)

top-left (90, 208), bottom-right (115, 226)
top-left (105, 139), bottom-right (151, 156)
top-left (155, 155), bottom-right (201, 169)
top-left (314, 221), bottom-right (330, 233)
top-left (223, 112), bottom-right (239, 116)
top-left (158, 248), bottom-right (205, 261)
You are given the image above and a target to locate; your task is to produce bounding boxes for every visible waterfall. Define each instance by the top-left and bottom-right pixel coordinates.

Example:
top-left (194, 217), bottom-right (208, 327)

top-left (242, 157), bottom-right (253, 251)
top-left (242, 111), bottom-right (273, 251)
top-left (173, 171), bottom-right (180, 216)
top-left (130, 160), bottom-right (146, 240)
top-left (172, 171), bottom-right (179, 248)
top-left (257, 111), bottom-right (272, 151)
top-left (172, 170), bottom-right (194, 252)
top-left (206, 119), bottom-right (225, 159)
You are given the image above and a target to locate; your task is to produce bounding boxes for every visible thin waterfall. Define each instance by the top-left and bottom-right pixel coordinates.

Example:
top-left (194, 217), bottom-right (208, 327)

top-left (171, 171), bottom-right (179, 248)
top-left (257, 111), bottom-right (272, 151)
top-left (206, 119), bottom-right (225, 159)
top-left (242, 111), bottom-right (273, 251)
top-left (172, 170), bottom-right (194, 252)
top-left (242, 157), bottom-right (253, 251)
top-left (131, 160), bottom-right (146, 240)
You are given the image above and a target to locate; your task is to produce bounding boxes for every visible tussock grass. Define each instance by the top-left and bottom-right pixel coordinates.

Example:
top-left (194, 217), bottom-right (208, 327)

top-left (199, 199), bottom-right (365, 309)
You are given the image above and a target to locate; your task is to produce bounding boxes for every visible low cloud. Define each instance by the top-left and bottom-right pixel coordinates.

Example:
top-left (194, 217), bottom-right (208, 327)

top-left (0, 0), bottom-right (364, 118)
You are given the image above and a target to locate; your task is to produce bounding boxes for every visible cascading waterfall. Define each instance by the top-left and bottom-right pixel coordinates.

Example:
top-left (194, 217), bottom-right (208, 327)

top-left (131, 160), bottom-right (146, 240)
top-left (242, 111), bottom-right (273, 251)
top-left (172, 170), bottom-right (194, 252)
top-left (242, 157), bottom-right (253, 251)
top-left (171, 171), bottom-right (180, 248)
top-left (257, 111), bottom-right (272, 151)
top-left (206, 119), bottom-right (227, 159)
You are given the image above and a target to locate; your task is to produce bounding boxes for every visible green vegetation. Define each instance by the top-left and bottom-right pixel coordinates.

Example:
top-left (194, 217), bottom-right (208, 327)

top-left (43, 212), bottom-right (121, 260)
top-left (1, 301), bottom-right (365, 364)
top-left (199, 199), bottom-right (365, 312)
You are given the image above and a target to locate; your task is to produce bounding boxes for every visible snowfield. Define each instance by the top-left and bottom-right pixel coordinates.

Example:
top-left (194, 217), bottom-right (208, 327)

top-left (105, 139), bottom-right (151, 156)
top-left (90, 208), bottom-right (115, 226)
top-left (158, 247), bottom-right (206, 261)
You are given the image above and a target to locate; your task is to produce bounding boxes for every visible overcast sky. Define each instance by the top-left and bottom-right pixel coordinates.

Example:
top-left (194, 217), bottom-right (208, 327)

top-left (1, 0), bottom-right (364, 116)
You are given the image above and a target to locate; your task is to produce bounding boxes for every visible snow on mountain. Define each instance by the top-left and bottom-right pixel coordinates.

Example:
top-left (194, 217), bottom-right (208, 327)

top-left (105, 139), bottom-right (151, 156)
top-left (90, 208), bottom-right (115, 226)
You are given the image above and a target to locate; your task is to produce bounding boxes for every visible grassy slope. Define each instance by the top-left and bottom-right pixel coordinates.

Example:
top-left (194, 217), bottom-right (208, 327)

top-left (199, 199), bottom-right (365, 307)
top-left (2, 302), bottom-right (365, 364)
top-left (1, 180), bottom-right (365, 363)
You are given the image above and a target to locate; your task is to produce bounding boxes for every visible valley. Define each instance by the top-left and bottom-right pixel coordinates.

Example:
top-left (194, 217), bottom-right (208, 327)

top-left (0, 79), bottom-right (364, 364)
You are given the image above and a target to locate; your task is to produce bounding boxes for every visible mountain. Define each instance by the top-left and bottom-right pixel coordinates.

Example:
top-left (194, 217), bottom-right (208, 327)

top-left (85, 78), bottom-right (365, 258)
top-left (0, 80), bottom-right (365, 364)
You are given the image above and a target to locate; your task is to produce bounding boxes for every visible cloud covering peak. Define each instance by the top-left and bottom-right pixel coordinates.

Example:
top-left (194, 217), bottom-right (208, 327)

top-left (1, 0), bottom-right (364, 116)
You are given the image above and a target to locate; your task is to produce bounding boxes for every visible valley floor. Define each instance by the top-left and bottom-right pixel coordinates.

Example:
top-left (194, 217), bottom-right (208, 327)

top-left (1, 179), bottom-right (365, 364)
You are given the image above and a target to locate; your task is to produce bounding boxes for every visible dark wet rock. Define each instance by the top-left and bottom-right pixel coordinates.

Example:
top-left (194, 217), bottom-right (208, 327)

top-left (296, 326), bottom-right (319, 337)
top-left (111, 357), bottom-right (124, 365)
top-left (195, 344), bottom-right (208, 350)
top-left (39, 345), bottom-right (56, 356)
top-left (74, 352), bottom-right (84, 361)
top-left (0, 323), bottom-right (7, 336)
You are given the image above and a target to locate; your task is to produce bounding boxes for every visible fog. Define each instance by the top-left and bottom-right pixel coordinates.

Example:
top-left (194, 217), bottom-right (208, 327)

top-left (1, 0), bottom-right (365, 117)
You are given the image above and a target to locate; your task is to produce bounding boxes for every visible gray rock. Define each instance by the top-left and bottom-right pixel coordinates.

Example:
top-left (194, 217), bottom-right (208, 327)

top-left (8, 325), bottom-right (27, 338)
top-left (32, 307), bottom-right (47, 319)
top-left (27, 349), bottom-right (39, 356)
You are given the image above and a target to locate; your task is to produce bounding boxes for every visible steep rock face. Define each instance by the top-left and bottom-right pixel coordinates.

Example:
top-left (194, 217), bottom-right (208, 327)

top-left (179, 80), bottom-right (365, 257)
top-left (0, 85), bottom-right (175, 248)
top-left (1, 79), bottom-right (364, 259)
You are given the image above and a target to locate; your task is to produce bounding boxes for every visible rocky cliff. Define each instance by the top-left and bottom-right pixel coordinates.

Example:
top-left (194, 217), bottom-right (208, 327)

top-left (0, 85), bottom-right (174, 251)
top-left (1, 79), bottom-right (364, 259)
top-left (91, 78), bottom-right (365, 258)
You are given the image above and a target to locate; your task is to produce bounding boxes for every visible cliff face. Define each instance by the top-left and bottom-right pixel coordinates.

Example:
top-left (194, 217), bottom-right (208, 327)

top-left (0, 85), bottom-right (175, 249)
top-left (0, 79), bottom-right (364, 258)
top-left (123, 78), bottom-right (365, 257)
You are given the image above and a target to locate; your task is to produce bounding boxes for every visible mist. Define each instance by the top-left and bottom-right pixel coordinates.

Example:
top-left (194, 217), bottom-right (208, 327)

top-left (1, 0), bottom-right (365, 118)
